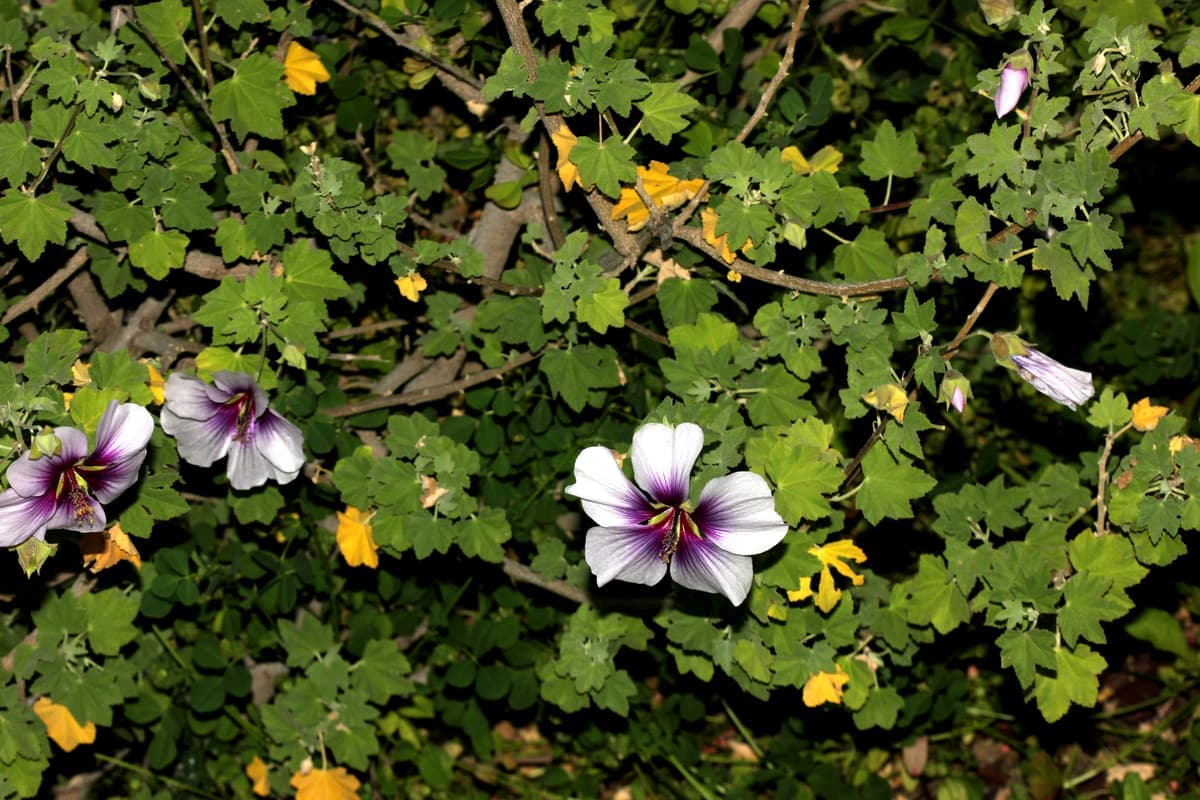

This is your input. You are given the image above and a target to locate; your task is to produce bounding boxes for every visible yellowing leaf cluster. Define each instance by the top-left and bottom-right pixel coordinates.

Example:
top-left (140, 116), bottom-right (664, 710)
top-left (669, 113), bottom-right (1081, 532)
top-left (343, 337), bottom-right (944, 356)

top-left (1131, 397), bottom-right (1168, 432)
top-left (788, 539), bottom-right (867, 613)
top-left (246, 756), bottom-right (271, 797)
top-left (802, 664), bottom-right (849, 707)
top-left (701, 207), bottom-right (753, 265)
top-left (551, 124), bottom-right (580, 191)
top-left (337, 506), bottom-right (379, 568)
top-left (284, 42), bottom-right (331, 95)
top-left (395, 272), bottom-right (428, 302)
top-left (781, 144), bottom-right (843, 175)
top-left (80, 523), bottom-right (142, 572)
top-left (862, 383), bottom-right (908, 423)
top-left (34, 697), bottom-right (96, 752)
top-left (610, 161), bottom-right (704, 232)
top-left (290, 766), bottom-right (362, 800)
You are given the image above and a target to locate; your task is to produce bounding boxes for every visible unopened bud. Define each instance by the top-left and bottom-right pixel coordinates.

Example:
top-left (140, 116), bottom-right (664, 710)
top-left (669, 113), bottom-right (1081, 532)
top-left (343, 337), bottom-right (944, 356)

top-left (939, 370), bottom-right (973, 413)
top-left (978, 0), bottom-right (1016, 26)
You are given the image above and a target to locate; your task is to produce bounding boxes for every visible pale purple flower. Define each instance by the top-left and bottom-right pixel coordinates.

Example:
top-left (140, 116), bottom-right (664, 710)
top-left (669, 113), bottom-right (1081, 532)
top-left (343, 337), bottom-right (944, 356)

top-left (951, 386), bottom-right (966, 413)
top-left (1011, 349), bottom-right (1095, 410)
top-left (564, 422), bottom-right (788, 606)
top-left (0, 401), bottom-right (153, 548)
top-left (995, 64), bottom-right (1030, 118)
top-left (161, 371), bottom-right (304, 491)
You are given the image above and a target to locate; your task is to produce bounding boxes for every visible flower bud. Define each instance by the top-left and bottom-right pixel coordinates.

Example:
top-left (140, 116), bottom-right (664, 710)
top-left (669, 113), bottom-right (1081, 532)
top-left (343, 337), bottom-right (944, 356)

top-left (991, 333), bottom-right (1094, 410)
top-left (994, 52), bottom-right (1033, 118)
top-left (978, 0), bottom-right (1016, 26)
top-left (939, 370), bottom-right (973, 413)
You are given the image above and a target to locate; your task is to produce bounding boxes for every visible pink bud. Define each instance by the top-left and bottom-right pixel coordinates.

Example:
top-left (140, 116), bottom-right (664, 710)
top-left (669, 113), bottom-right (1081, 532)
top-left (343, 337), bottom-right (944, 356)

top-left (995, 65), bottom-right (1030, 118)
top-left (951, 386), bottom-right (966, 413)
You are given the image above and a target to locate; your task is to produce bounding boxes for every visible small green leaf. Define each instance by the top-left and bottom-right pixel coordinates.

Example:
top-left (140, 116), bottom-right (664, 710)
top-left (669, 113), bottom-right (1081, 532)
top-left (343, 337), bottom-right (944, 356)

top-left (210, 53), bottom-right (295, 140)
top-left (0, 188), bottom-right (74, 260)
top-left (860, 120), bottom-right (923, 180)
top-left (129, 229), bottom-right (189, 279)
top-left (570, 136), bottom-right (637, 198)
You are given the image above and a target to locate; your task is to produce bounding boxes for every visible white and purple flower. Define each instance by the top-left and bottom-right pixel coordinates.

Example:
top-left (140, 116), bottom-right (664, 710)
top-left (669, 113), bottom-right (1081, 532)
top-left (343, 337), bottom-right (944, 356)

top-left (0, 401), bottom-right (153, 548)
top-left (565, 422), bottom-right (788, 606)
top-left (160, 371), bottom-right (305, 491)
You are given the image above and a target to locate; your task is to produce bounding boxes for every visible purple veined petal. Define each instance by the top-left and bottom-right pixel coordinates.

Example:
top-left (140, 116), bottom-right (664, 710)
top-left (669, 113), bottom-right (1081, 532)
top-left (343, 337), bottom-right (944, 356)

top-left (630, 422), bottom-right (704, 506)
top-left (691, 472), bottom-right (789, 557)
top-left (90, 401), bottom-right (153, 467)
top-left (0, 488), bottom-right (58, 546)
top-left (6, 427), bottom-right (88, 497)
top-left (86, 448), bottom-right (147, 504)
top-left (212, 372), bottom-right (269, 420)
top-left (252, 410), bottom-right (305, 479)
top-left (225, 437), bottom-right (274, 490)
top-left (565, 446), bottom-right (655, 528)
top-left (161, 409), bottom-right (234, 467)
top-left (584, 524), bottom-right (669, 588)
top-left (162, 373), bottom-right (229, 420)
top-left (1011, 350), bottom-right (1095, 410)
top-left (669, 538), bottom-right (754, 605)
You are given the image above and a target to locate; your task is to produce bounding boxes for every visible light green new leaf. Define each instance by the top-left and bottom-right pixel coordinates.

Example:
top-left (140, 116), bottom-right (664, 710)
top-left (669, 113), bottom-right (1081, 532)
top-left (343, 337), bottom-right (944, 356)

top-left (767, 452), bottom-right (841, 524)
top-left (1085, 387), bottom-right (1131, 430)
top-left (860, 120), bottom-right (923, 180)
top-left (575, 277), bottom-right (629, 334)
top-left (639, 83), bottom-right (699, 144)
top-left (1068, 532), bottom-right (1148, 604)
top-left (570, 136), bottom-right (636, 198)
top-left (63, 113), bottom-right (118, 170)
top-left (282, 241), bottom-right (349, 305)
top-left (858, 446), bottom-right (936, 524)
top-left (210, 53), bottom-right (295, 140)
top-left (129, 229), bottom-right (189, 279)
top-left (954, 197), bottom-right (988, 259)
top-left (0, 188), bottom-right (74, 260)
top-left (1060, 213), bottom-right (1121, 271)
top-left (1034, 644), bottom-right (1106, 722)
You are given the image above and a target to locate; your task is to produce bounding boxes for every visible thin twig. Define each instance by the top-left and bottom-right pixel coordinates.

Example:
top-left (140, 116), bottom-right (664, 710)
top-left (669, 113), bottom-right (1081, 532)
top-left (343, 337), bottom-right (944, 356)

top-left (734, 1), bottom-right (810, 144)
top-left (674, 226), bottom-right (909, 297)
top-left (1, 246), bottom-right (89, 325)
top-left (1094, 422), bottom-right (1132, 537)
top-left (501, 557), bottom-right (589, 604)
top-left (323, 350), bottom-right (543, 417)
top-left (190, 0), bottom-right (215, 89)
top-left (130, 12), bottom-right (242, 174)
top-left (5, 46), bottom-right (17, 122)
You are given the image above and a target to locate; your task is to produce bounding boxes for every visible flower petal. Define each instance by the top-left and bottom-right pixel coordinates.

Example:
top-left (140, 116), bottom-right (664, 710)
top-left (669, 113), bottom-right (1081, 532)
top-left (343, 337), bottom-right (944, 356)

top-left (0, 489), bottom-right (57, 546)
top-left (1012, 349), bottom-right (1094, 410)
top-left (584, 524), bottom-right (669, 588)
top-left (631, 422), bottom-right (703, 506)
top-left (90, 401), bottom-right (153, 468)
top-left (226, 411), bottom-right (304, 490)
top-left (994, 65), bottom-right (1029, 118)
top-left (161, 410), bottom-right (234, 467)
top-left (254, 410), bottom-right (305, 477)
top-left (565, 446), bottom-right (654, 528)
top-left (161, 373), bottom-right (230, 420)
top-left (212, 372), bottom-right (269, 419)
top-left (87, 451), bottom-right (147, 504)
top-left (669, 539), bottom-right (754, 605)
top-left (691, 472), bottom-right (788, 556)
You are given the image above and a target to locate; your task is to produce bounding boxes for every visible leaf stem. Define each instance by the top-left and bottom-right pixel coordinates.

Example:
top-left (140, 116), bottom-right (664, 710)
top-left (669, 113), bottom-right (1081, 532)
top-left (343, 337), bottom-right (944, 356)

top-left (95, 753), bottom-right (227, 800)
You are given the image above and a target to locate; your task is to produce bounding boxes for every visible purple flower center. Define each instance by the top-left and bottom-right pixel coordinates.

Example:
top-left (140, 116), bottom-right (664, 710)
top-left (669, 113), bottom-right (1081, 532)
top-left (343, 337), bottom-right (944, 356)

top-left (646, 505), bottom-right (703, 565)
top-left (227, 391), bottom-right (258, 442)
top-left (55, 463), bottom-right (98, 525)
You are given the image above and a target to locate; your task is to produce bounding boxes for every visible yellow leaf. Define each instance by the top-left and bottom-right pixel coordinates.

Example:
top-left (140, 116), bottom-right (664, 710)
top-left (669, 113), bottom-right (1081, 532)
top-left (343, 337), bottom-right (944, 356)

top-left (71, 360), bottom-right (91, 387)
top-left (551, 124), bottom-right (579, 191)
top-left (789, 540), bottom-right (867, 613)
top-left (611, 161), bottom-right (705, 232)
top-left (701, 207), bottom-right (737, 264)
top-left (290, 766), bottom-right (362, 800)
top-left (34, 697), bottom-right (96, 752)
top-left (246, 756), bottom-right (271, 797)
top-left (284, 41), bottom-right (331, 95)
top-left (802, 665), bottom-right (849, 707)
top-left (862, 382), bottom-right (908, 423)
top-left (726, 269), bottom-right (742, 283)
top-left (1131, 397), bottom-right (1168, 432)
top-left (781, 144), bottom-right (843, 175)
top-left (337, 507), bottom-right (379, 569)
top-left (1170, 435), bottom-right (1196, 455)
top-left (80, 523), bottom-right (142, 572)
top-left (142, 360), bottom-right (165, 405)
top-left (394, 273), bottom-right (427, 302)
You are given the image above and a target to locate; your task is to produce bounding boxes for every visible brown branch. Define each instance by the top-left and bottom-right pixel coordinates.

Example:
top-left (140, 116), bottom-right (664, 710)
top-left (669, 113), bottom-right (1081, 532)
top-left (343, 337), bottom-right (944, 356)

top-left (734, 1), bottom-right (809, 144)
top-left (625, 317), bottom-right (670, 346)
top-left (674, 226), bottom-right (910, 297)
top-left (325, 0), bottom-right (485, 95)
top-left (501, 556), bottom-right (589, 604)
top-left (67, 271), bottom-right (120, 343)
top-left (130, 12), bottom-right (242, 175)
top-left (324, 349), bottom-right (543, 417)
top-left (1, 246), bottom-right (90, 326)
top-left (190, 0), bottom-right (216, 90)
top-left (183, 251), bottom-right (257, 280)
top-left (101, 294), bottom-right (171, 353)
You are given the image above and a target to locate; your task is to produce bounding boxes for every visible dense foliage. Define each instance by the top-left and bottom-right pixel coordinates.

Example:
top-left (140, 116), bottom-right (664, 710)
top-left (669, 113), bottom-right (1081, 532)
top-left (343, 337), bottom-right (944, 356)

top-left (3, 0), bottom-right (1200, 796)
